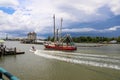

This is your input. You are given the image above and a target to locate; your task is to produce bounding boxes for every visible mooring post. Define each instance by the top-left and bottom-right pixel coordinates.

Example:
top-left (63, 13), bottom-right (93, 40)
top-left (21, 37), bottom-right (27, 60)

top-left (0, 51), bottom-right (1, 57)
top-left (14, 47), bottom-right (16, 55)
top-left (1, 48), bottom-right (4, 56)
top-left (0, 72), bottom-right (2, 79)
top-left (3, 47), bottom-right (5, 55)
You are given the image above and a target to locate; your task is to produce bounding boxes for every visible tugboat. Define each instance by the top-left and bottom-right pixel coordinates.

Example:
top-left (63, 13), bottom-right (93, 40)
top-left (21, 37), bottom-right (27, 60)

top-left (44, 15), bottom-right (77, 51)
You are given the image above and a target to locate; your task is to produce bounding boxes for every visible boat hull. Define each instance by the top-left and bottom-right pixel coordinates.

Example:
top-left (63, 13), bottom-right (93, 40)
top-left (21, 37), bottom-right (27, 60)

top-left (44, 44), bottom-right (77, 51)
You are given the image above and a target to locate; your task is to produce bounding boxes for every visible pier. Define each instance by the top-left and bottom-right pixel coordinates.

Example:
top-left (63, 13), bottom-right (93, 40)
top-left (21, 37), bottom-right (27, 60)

top-left (0, 47), bottom-right (24, 56)
top-left (0, 40), bottom-right (24, 56)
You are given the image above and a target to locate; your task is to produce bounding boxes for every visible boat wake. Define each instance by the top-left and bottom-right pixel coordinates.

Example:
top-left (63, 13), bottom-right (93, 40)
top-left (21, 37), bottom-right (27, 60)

top-left (34, 50), bottom-right (120, 70)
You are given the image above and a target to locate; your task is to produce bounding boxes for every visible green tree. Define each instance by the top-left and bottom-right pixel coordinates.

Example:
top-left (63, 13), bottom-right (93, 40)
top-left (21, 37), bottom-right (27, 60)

top-left (117, 36), bottom-right (120, 43)
top-left (47, 36), bottom-right (51, 41)
top-left (86, 36), bottom-right (92, 42)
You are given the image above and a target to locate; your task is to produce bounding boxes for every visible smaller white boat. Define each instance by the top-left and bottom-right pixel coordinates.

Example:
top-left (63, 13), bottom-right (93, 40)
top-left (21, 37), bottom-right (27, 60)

top-left (30, 46), bottom-right (36, 52)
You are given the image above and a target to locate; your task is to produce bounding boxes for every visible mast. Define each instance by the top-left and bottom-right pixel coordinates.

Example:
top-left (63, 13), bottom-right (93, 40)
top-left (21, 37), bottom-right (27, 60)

top-left (53, 14), bottom-right (56, 42)
top-left (56, 29), bottom-right (59, 41)
top-left (59, 18), bottom-right (63, 42)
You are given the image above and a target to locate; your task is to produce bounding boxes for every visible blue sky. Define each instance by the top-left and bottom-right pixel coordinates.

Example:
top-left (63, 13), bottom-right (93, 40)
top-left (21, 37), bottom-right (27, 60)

top-left (0, 0), bottom-right (120, 38)
top-left (0, 7), bottom-right (15, 14)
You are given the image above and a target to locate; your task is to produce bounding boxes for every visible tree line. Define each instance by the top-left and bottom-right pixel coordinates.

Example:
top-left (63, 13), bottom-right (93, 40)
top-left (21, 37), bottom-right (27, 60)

top-left (72, 36), bottom-right (120, 43)
top-left (46, 36), bottom-right (120, 43)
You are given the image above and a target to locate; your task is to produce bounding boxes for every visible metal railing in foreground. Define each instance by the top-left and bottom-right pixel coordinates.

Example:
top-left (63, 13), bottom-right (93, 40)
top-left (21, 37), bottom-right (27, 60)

top-left (0, 67), bottom-right (19, 80)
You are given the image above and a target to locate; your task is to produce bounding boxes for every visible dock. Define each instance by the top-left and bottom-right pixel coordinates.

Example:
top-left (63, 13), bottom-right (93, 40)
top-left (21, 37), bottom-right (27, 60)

top-left (0, 39), bottom-right (25, 56)
top-left (0, 47), bottom-right (25, 56)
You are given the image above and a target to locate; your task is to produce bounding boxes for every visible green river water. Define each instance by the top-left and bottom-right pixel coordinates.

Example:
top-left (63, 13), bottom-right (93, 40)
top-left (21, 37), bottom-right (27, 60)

top-left (0, 41), bottom-right (120, 80)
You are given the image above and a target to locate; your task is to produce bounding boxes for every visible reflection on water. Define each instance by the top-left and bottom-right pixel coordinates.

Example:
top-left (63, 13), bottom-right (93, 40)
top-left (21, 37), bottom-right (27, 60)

top-left (0, 41), bottom-right (120, 80)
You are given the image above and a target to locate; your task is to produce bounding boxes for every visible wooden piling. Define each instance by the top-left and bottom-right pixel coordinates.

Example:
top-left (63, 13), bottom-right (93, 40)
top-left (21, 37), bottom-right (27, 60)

top-left (1, 48), bottom-right (4, 56)
top-left (0, 72), bottom-right (2, 80)
top-left (14, 47), bottom-right (16, 55)
top-left (0, 51), bottom-right (1, 57)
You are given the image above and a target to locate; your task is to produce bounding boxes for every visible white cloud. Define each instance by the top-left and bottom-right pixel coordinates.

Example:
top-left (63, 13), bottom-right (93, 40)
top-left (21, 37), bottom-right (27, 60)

top-left (62, 26), bottom-right (120, 33)
top-left (63, 28), bottom-right (96, 33)
top-left (109, 0), bottom-right (120, 15)
top-left (107, 26), bottom-right (120, 31)
top-left (0, 32), bottom-right (7, 38)
top-left (0, 0), bottom-right (120, 37)
top-left (0, 0), bottom-right (19, 7)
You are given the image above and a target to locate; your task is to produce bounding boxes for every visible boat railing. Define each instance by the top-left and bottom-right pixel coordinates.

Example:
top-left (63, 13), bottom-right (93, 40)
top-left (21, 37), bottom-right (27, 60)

top-left (0, 67), bottom-right (19, 80)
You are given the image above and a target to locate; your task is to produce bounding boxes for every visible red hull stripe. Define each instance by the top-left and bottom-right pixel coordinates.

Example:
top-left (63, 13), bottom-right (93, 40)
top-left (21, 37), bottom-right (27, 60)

top-left (45, 45), bottom-right (77, 50)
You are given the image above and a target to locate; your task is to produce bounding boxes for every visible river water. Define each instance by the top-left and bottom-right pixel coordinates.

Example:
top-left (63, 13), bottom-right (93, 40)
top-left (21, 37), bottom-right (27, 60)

top-left (0, 41), bottom-right (120, 80)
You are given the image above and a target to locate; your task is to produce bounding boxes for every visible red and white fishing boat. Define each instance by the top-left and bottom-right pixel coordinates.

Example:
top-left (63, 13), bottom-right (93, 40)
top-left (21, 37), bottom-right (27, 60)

top-left (44, 15), bottom-right (77, 51)
top-left (44, 44), bottom-right (77, 51)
